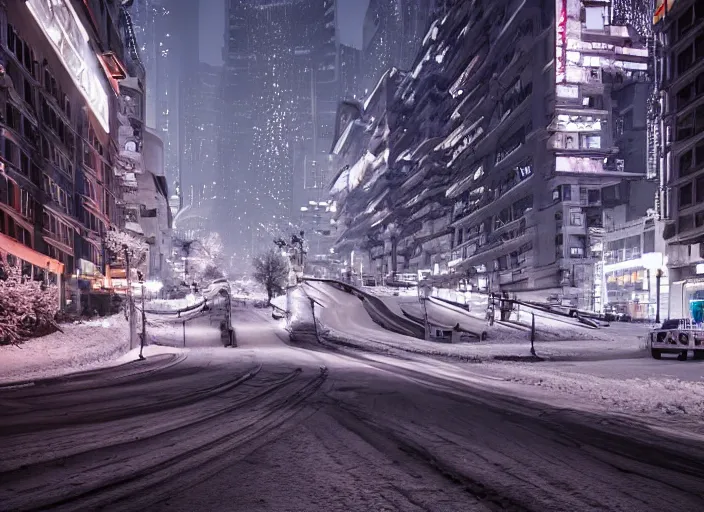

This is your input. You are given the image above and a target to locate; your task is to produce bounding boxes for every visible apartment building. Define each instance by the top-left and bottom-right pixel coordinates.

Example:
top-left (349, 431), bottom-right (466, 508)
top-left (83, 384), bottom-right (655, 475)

top-left (654, 0), bottom-right (704, 319)
top-left (1, 0), bottom-right (127, 305)
top-left (330, 0), bottom-right (653, 309)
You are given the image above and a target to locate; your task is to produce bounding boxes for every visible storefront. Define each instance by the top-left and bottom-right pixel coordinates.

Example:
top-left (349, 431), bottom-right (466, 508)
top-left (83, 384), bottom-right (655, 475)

top-left (603, 252), bottom-right (668, 321)
top-left (670, 279), bottom-right (704, 326)
top-left (0, 232), bottom-right (64, 307)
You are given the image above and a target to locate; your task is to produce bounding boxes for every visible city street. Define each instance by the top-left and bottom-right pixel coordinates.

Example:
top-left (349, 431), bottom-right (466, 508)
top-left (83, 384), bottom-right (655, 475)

top-left (1, 308), bottom-right (703, 512)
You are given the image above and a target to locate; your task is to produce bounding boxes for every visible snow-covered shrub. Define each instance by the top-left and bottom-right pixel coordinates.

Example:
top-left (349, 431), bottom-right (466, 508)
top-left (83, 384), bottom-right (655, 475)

top-left (0, 256), bottom-right (59, 345)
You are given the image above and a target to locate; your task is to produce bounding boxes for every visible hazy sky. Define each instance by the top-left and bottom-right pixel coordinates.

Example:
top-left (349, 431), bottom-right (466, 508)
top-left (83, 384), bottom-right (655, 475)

top-left (199, 0), bottom-right (225, 66)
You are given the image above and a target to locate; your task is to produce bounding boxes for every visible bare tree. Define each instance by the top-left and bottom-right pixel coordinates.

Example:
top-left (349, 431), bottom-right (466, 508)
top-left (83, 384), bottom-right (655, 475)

top-left (252, 249), bottom-right (289, 303)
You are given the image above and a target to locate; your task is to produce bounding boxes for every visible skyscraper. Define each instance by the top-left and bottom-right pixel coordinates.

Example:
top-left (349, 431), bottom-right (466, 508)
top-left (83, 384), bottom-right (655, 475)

top-left (130, 0), bottom-right (199, 214)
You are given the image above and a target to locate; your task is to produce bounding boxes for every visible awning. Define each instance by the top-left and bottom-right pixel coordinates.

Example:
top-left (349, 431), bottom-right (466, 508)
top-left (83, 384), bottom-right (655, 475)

top-left (0, 233), bottom-right (64, 274)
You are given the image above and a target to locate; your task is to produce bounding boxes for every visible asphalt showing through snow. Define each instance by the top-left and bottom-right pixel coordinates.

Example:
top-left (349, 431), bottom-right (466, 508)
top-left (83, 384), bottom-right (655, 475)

top-left (1, 307), bottom-right (703, 511)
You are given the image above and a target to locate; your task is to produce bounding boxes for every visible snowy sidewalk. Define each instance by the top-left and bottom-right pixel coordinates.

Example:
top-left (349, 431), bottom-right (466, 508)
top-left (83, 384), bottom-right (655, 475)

top-left (485, 361), bottom-right (704, 425)
top-left (0, 315), bottom-right (130, 384)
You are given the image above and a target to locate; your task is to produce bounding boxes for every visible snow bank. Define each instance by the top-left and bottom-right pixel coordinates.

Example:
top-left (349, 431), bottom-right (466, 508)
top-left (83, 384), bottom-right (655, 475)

top-left (271, 294), bottom-right (287, 312)
top-left (305, 282), bottom-right (646, 362)
top-left (494, 364), bottom-right (704, 419)
top-left (287, 286), bottom-right (317, 339)
top-left (0, 315), bottom-right (130, 384)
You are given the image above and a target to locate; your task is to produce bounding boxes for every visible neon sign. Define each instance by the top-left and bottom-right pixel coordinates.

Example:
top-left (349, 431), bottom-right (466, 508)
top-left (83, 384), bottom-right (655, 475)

top-left (25, 0), bottom-right (110, 133)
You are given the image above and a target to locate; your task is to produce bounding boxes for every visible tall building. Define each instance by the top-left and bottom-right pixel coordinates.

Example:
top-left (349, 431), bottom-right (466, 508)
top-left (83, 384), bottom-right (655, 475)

top-left (329, 0), bottom-right (654, 310)
top-left (182, 63), bottom-right (222, 206)
top-left (1, 0), bottom-right (129, 307)
top-left (130, 0), bottom-right (199, 213)
top-left (219, 0), bottom-right (256, 257)
top-left (654, 0), bottom-right (704, 320)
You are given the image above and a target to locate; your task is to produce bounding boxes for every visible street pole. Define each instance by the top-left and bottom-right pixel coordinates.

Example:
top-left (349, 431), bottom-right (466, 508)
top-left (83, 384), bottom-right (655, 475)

top-left (124, 245), bottom-right (137, 350)
top-left (139, 278), bottom-right (146, 360)
top-left (655, 269), bottom-right (662, 324)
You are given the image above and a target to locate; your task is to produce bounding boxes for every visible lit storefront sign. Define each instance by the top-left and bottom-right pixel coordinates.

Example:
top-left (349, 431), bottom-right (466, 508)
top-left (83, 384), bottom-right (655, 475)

top-left (553, 114), bottom-right (602, 132)
top-left (556, 156), bottom-right (604, 174)
top-left (555, 0), bottom-right (567, 83)
top-left (25, 0), bottom-right (110, 133)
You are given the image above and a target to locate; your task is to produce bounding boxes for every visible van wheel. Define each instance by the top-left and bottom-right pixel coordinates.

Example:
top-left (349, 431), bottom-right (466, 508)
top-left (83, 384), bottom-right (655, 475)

top-left (677, 351), bottom-right (688, 361)
top-left (693, 351), bottom-right (704, 360)
top-left (651, 349), bottom-right (662, 360)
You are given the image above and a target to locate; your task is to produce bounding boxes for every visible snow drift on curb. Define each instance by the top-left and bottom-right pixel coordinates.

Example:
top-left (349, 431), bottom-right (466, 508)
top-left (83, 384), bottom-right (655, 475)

top-left (0, 315), bottom-right (130, 384)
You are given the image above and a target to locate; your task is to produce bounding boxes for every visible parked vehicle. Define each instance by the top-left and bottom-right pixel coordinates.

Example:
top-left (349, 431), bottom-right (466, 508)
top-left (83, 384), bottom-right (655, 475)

top-left (648, 319), bottom-right (704, 360)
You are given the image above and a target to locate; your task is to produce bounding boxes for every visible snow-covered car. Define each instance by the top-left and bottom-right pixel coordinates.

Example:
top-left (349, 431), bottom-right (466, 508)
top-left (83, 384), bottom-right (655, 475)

top-left (648, 319), bottom-right (704, 360)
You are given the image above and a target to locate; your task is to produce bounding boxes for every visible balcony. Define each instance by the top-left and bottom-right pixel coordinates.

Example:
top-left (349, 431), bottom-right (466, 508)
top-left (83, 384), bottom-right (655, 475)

top-left (456, 226), bottom-right (534, 270)
top-left (453, 174), bottom-right (533, 228)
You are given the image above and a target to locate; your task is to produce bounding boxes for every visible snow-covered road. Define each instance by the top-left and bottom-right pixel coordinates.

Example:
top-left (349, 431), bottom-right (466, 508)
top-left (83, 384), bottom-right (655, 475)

top-left (1, 307), bottom-right (703, 511)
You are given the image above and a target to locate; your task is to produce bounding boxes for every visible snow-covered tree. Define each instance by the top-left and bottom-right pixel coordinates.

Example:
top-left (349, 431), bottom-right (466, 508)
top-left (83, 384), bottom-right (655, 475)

top-left (252, 249), bottom-right (289, 303)
top-left (104, 228), bottom-right (148, 267)
top-left (174, 232), bottom-right (224, 283)
top-left (0, 256), bottom-right (59, 345)
top-left (191, 232), bottom-right (223, 273)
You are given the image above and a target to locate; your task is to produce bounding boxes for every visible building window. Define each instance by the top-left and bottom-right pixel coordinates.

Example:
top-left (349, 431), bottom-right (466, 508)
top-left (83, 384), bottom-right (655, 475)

top-left (581, 134), bottom-right (601, 149)
top-left (677, 46), bottom-right (694, 76)
top-left (570, 211), bottom-right (583, 226)
top-left (3, 138), bottom-right (16, 165)
top-left (20, 151), bottom-right (29, 176)
top-left (695, 104), bottom-right (704, 137)
top-left (696, 175), bottom-right (704, 203)
top-left (570, 247), bottom-right (584, 257)
top-left (20, 189), bottom-right (33, 219)
top-left (676, 112), bottom-right (694, 141)
top-left (696, 211), bottom-right (704, 228)
top-left (679, 214), bottom-right (694, 232)
top-left (563, 185), bottom-right (572, 200)
top-left (676, 82), bottom-right (697, 110)
top-left (23, 79), bottom-right (34, 107)
top-left (697, 71), bottom-right (704, 95)
top-left (680, 182), bottom-right (693, 208)
top-left (679, 149), bottom-right (694, 177)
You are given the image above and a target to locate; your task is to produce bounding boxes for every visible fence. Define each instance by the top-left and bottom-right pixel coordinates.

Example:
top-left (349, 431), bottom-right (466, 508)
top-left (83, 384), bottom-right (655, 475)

top-left (138, 284), bottom-right (234, 348)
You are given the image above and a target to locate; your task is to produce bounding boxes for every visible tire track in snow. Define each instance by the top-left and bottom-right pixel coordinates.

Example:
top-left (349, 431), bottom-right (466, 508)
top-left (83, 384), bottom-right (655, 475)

top-left (0, 367), bottom-right (329, 512)
top-left (0, 352), bottom-right (189, 399)
top-left (0, 364), bottom-right (262, 436)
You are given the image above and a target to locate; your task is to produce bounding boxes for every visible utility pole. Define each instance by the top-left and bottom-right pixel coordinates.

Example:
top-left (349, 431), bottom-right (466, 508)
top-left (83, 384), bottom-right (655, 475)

top-left (138, 270), bottom-right (146, 360)
top-left (124, 244), bottom-right (137, 350)
top-left (655, 268), bottom-right (662, 324)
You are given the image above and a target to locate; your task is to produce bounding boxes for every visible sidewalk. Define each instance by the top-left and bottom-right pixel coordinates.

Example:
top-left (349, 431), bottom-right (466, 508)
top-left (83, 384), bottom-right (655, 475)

top-left (0, 315), bottom-right (130, 384)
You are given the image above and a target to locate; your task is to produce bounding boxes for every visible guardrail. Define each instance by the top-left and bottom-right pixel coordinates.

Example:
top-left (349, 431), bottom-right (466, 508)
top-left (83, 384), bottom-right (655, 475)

top-left (143, 283), bottom-right (234, 347)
